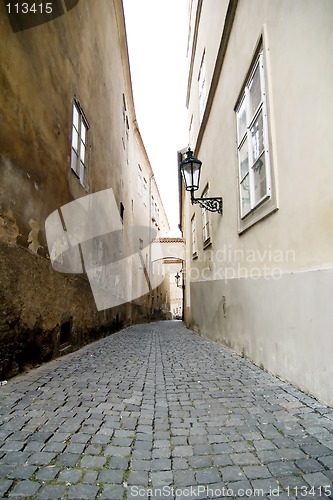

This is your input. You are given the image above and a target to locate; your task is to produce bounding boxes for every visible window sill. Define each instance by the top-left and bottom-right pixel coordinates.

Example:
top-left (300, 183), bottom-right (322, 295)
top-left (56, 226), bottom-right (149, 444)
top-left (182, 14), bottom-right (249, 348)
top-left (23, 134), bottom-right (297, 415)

top-left (70, 168), bottom-right (88, 191)
top-left (238, 198), bottom-right (278, 235)
top-left (203, 238), bottom-right (212, 250)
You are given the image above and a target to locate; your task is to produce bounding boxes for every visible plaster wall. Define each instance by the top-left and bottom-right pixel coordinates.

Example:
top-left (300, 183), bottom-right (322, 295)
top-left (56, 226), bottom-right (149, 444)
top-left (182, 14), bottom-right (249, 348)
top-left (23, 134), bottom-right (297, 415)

top-left (184, 0), bottom-right (333, 404)
top-left (0, 0), bottom-right (170, 377)
top-left (190, 268), bottom-right (333, 407)
top-left (187, 0), bottom-right (228, 121)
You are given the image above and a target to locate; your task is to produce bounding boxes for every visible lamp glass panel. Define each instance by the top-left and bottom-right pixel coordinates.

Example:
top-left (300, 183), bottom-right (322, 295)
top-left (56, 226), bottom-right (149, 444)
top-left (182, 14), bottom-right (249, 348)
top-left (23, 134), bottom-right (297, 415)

top-left (237, 97), bottom-right (247, 140)
top-left (181, 164), bottom-right (193, 190)
top-left (73, 105), bottom-right (79, 129)
top-left (191, 162), bottom-right (201, 191)
top-left (71, 128), bottom-right (78, 150)
top-left (182, 162), bottom-right (200, 191)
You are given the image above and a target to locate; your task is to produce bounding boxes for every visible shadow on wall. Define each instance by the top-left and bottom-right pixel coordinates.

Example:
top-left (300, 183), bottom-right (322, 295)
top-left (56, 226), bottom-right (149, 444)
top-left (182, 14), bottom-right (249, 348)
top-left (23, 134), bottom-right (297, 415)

top-left (0, 240), bottom-right (166, 381)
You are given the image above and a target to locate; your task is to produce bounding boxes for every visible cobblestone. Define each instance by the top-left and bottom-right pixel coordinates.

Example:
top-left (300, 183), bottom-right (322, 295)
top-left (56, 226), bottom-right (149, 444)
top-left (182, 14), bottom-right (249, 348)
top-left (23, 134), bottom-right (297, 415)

top-left (0, 321), bottom-right (332, 499)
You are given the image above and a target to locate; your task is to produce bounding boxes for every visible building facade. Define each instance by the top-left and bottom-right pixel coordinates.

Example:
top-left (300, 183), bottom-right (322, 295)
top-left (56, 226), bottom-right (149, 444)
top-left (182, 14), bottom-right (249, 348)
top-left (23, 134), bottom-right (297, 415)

top-left (180, 0), bottom-right (333, 405)
top-left (0, 0), bottom-right (170, 378)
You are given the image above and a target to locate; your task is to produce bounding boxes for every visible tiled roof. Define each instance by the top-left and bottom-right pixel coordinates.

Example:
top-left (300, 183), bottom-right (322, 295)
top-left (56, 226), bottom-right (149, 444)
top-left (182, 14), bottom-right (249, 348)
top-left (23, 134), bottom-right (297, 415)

top-left (154, 237), bottom-right (184, 243)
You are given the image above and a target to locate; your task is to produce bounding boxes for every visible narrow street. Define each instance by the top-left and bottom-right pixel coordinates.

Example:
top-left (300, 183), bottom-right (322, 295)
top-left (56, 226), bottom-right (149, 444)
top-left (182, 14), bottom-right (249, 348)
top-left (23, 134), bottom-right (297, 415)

top-left (0, 321), bottom-right (332, 499)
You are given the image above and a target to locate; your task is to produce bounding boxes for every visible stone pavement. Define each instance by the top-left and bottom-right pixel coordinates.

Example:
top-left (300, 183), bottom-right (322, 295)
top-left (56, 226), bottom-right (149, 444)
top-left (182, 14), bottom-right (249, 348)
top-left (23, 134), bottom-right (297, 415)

top-left (0, 321), bottom-right (333, 500)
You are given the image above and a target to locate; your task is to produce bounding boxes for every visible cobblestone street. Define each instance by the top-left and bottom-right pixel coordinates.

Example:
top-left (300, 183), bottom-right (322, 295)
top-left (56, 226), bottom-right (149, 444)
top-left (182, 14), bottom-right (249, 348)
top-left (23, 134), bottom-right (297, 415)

top-left (0, 321), bottom-right (333, 499)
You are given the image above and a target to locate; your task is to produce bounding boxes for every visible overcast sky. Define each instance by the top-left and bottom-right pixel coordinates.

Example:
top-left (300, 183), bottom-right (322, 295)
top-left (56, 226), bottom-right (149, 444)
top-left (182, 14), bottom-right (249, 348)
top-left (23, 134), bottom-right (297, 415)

top-left (123, 0), bottom-right (188, 235)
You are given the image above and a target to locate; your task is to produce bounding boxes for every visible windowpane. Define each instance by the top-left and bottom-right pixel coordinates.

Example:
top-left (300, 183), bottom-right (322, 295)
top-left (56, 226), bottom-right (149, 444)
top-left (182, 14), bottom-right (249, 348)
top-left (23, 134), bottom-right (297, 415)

top-left (240, 174), bottom-right (251, 216)
top-left (73, 105), bottom-right (79, 129)
top-left (249, 63), bottom-right (261, 116)
top-left (191, 216), bottom-right (197, 255)
top-left (237, 97), bottom-right (247, 141)
top-left (71, 149), bottom-right (78, 174)
top-left (72, 128), bottom-right (78, 151)
top-left (252, 154), bottom-right (267, 205)
top-left (143, 179), bottom-right (147, 205)
top-left (80, 161), bottom-right (85, 183)
top-left (80, 140), bottom-right (85, 163)
top-left (239, 141), bottom-right (249, 180)
top-left (81, 123), bottom-right (87, 143)
top-left (251, 110), bottom-right (264, 161)
top-left (198, 53), bottom-right (206, 120)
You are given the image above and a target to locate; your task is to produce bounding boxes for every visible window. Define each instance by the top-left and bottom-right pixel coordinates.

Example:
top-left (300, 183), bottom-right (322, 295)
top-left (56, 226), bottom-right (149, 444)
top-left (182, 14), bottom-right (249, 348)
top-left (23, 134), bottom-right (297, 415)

top-left (191, 214), bottom-right (197, 258)
top-left (71, 101), bottom-right (88, 186)
top-left (120, 202), bottom-right (125, 223)
top-left (138, 165), bottom-right (142, 196)
top-left (151, 196), bottom-right (156, 222)
top-left (201, 185), bottom-right (211, 246)
top-left (143, 177), bottom-right (147, 206)
top-left (236, 49), bottom-right (271, 219)
top-left (122, 94), bottom-right (129, 150)
top-left (198, 51), bottom-right (207, 122)
top-left (155, 203), bottom-right (158, 225)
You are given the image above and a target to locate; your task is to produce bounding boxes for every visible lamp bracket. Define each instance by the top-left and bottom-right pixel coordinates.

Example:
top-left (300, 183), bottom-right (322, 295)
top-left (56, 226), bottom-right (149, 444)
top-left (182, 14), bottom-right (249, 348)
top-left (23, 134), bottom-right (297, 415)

top-left (191, 191), bottom-right (223, 214)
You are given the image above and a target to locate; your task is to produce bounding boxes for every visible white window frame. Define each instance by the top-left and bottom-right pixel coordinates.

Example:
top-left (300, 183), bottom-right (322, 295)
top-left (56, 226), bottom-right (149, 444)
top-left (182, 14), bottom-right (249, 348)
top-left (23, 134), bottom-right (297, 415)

top-left (191, 214), bottom-right (197, 258)
top-left (143, 177), bottom-right (147, 206)
top-left (71, 101), bottom-right (88, 187)
top-left (201, 185), bottom-right (211, 247)
top-left (198, 51), bottom-right (207, 122)
top-left (138, 165), bottom-right (142, 196)
top-left (236, 49), bottom-right (272, 220)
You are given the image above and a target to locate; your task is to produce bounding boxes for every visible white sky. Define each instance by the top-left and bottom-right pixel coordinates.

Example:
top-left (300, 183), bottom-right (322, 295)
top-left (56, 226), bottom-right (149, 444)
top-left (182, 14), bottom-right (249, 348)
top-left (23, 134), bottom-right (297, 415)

top-left (123, 0), bottom-right (189, 236)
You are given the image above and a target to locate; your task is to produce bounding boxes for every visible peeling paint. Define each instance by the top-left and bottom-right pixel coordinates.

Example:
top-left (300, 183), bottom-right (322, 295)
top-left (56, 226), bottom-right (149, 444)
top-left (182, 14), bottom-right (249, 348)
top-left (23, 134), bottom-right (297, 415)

top-left (28, 218), bottom-right (42, 253)
top-left (0, 209), bottom-right (19, 244)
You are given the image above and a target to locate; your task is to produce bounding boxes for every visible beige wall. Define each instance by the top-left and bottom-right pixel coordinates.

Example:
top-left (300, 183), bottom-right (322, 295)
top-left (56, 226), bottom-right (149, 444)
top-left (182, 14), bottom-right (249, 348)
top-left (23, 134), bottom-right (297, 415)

top-left (129, 128), bottom-right (171, 317)
top-left (183, 0), bottom-right (333, 405)
top-left (0, 0), bottom-right (170, 378)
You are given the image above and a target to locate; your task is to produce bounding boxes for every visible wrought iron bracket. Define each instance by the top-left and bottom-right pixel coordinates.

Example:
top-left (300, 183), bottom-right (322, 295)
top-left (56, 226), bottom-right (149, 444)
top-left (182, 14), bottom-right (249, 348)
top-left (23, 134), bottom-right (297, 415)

top-left (191, 191), bottom-right (223, 214)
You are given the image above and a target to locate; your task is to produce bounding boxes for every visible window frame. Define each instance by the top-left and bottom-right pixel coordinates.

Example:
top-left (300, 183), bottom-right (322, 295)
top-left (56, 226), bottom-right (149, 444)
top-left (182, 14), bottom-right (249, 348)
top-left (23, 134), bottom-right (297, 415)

top-left (235, 41), bottom-right (277, 234)
top-left (191, 214), bottom-right (198, 259)
top-left (201, 184), bottom-right (211, 248)
top-left (198, 51), bottom-right (207, 122)
top-left (138, 165), bottom-right (142, 196)
top-left (71, 100), bottom-right (89, 187)
top-left (143, 177), bottom-right (147, 206)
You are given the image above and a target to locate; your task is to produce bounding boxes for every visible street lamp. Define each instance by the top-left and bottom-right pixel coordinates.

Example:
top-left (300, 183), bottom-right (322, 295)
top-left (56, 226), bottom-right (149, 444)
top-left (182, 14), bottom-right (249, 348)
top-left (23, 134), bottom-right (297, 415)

top-left (180, 148), bottom-right (223, 214)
